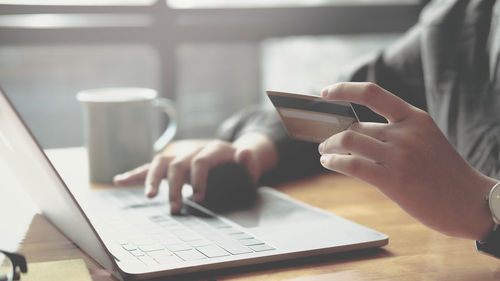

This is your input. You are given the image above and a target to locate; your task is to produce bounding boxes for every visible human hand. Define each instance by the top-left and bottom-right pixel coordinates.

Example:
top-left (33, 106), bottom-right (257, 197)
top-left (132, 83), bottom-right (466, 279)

top-left (318, 82), bottom-right (496, 240)
top-left (113, 133), bottom-right (278, 213)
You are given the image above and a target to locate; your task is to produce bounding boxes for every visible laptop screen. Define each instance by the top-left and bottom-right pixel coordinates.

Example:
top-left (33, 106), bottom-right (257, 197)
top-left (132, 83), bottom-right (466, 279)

top-left (0, 89), bottom-right (117, 275)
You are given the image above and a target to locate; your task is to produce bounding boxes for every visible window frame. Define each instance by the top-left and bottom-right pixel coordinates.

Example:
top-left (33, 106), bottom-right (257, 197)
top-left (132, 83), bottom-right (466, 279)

top-left (0, 0), bottom-right (426, 100)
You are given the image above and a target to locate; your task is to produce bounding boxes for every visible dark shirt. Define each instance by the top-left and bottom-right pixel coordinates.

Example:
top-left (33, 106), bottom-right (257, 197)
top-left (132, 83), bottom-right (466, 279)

top-left (217, 0), bottom-right (500, 181)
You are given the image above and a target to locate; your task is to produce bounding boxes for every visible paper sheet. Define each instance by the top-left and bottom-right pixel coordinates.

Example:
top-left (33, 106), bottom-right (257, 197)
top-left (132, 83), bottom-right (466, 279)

top-left (20, 259), bottom-right (92, 281)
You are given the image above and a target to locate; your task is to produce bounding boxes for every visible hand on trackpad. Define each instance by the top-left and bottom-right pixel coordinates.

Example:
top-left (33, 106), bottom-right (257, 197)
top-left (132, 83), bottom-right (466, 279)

top-left (200, 162), bottom-right (257, 211)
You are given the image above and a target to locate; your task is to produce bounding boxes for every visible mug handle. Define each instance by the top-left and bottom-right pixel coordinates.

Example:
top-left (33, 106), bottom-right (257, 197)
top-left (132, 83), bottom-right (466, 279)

top-left (152, 98), bottom-right (178, 152)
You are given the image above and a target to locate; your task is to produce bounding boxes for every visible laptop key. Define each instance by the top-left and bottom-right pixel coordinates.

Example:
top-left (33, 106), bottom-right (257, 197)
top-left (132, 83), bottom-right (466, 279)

top-left (153, 254), bottom-right (183, 265)
top-left (133, 237), bottom-right (156, 246)
top-left (129, 249), bottom-right (145, 257)
top-left (147, 249), bottom-right (172, 257)
top-left (122, 243), bottom-right (137, 251)
top-left (219, 227), bottom-right (243, 235)
top-left (203, 218), bottom-right (230, 229)
top-left (162, 237), bottom-right (183, 246)
top-left (170, 227), bottom-right (190, 234)
top-left (180, 233), bottom-right (204, 242)
top-left (147, 250), bottom-right (184, 265)
top-left (196, 245), bottom-right (230, 258)
top-left (151, 233), bottom-right (176, 242)
top-left (188, 239), bottom-right (212, 248)
top-left (167, 243), bottom-right (192, 252)
top-left (137, 255), bottom-right (159, 266)
top-left (139, 243), bottom-right (165, 252)
top-left (175, 249), bottom-right (207, 261)
top-left (149, 215), bottom-right (169, 222)
top-left (230, 233), bottom-right (253, 240)
top-left (217, 241), bottom-right (253, 255)
top-left (240, 238), bottom-right (264, 246)
top-left (249, 244), bottom-right (275, 252)
top-left (203, 232), bottom-right (223, 241)
top-left (157, 221), bottom-right (178, 227)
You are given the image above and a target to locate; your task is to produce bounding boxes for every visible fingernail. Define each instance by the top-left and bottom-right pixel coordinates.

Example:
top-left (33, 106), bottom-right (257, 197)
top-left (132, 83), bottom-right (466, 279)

top-left (320, 155), bottom-right (328, 165)
top-left (321, 88), bottom-right (329, 98)
top-left (145, 184), bottom-right (154, 197)
top-left (318, 142), bottom-right (324, 153)
top-left (114, 174), bottom-right (126, 181)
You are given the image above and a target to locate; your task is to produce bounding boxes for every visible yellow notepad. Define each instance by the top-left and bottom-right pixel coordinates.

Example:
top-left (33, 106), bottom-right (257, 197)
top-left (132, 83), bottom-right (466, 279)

top-left (20, 259), bottom-right (92, 281)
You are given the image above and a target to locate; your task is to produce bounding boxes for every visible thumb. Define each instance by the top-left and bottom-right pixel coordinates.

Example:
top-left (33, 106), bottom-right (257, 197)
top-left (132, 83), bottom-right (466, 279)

top-left (234, 148), bottom-right (260, 185)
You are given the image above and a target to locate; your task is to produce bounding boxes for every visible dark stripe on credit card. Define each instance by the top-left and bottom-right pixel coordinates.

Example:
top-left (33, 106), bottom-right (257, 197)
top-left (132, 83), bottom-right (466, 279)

top-left (268, 94), bottom-right (355, 118)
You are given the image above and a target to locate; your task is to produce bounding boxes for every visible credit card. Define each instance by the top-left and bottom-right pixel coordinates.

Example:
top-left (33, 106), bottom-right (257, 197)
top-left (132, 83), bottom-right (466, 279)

top-left (267, 90), bottom-right (359, 143)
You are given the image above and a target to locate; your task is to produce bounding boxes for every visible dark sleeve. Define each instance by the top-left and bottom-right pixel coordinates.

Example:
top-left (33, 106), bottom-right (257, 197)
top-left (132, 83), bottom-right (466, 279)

top-left (413, 0), bottom-right (499, 178)
top-left (339, 24), bottom-right (427, 123)
top-left (468, 4), bottom-right (500, 178)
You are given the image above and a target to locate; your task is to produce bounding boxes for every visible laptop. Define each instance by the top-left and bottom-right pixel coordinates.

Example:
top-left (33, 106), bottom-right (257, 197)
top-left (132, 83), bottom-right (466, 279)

top-left (0, 88), bottom-right (388, 280)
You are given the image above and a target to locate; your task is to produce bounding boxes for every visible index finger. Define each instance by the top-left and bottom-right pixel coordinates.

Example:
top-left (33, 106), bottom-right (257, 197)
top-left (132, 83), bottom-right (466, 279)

top-left (113, 163), bottom-right (150, 185)
top-left (321, 82), bottom-right (412, 123)
top-left (145, 155), bottom-right (171, 198)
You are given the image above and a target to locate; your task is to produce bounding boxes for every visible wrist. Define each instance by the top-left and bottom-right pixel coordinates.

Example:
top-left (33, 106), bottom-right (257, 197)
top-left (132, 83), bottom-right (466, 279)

top-left (233, 132), bottom-right (278, 178)
top-left (471, 176), bottom-right (497, 241)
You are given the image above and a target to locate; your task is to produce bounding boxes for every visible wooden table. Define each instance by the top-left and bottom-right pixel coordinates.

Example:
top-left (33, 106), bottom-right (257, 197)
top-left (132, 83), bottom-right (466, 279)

top-left (4, 147), bottom-right (500, 281)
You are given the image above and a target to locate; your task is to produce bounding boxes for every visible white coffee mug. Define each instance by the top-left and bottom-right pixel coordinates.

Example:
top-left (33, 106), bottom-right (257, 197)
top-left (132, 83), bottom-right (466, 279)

top-left (77, 87), bottom-right (177, 184)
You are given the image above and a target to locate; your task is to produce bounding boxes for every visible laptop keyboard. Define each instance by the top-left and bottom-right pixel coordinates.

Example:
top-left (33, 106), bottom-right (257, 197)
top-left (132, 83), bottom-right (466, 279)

top-left (113, 205), bottom-right (275, 266)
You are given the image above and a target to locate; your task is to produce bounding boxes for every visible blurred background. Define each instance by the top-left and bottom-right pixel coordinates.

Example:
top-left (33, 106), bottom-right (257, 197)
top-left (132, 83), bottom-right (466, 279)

top-left (0, 0), bottom-right (427, 148)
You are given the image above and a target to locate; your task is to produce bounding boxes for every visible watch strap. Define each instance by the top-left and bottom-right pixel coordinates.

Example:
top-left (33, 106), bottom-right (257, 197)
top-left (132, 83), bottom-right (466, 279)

top-left (476, 225), bottom-right (500, 258)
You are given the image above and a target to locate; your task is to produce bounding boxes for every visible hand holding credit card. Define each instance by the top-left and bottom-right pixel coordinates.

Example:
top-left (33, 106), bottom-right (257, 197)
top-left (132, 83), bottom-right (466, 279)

top-left (267, 90), bottom-right (359, 143)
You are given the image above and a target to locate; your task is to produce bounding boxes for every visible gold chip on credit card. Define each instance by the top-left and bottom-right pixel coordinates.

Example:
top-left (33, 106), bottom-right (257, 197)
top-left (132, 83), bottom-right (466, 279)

top-left (267, 90), bottom-right (359, 143)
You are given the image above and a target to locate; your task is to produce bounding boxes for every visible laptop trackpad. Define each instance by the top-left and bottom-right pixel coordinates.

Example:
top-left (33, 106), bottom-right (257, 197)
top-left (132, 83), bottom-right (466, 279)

top-left (213, 187), bottom-right (329, 228)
